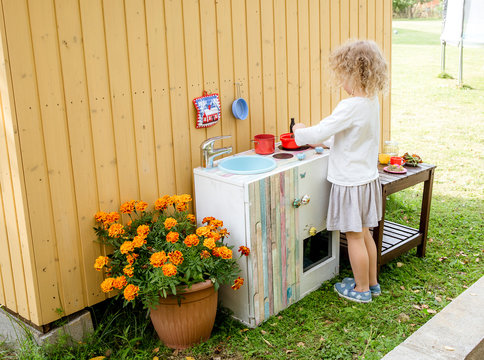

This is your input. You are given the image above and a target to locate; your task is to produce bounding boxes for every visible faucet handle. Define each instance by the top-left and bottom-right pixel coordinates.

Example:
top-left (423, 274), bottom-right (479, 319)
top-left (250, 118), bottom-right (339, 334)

top-left (200, 135), bottom-right (232, 150)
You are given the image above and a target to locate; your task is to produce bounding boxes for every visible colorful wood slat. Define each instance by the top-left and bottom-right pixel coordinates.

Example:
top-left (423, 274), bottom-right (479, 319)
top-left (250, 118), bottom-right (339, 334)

top-left (249, 168), bottom-right (299, 325)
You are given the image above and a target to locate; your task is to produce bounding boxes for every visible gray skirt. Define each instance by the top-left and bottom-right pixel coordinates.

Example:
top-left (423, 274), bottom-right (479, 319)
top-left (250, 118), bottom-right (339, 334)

top-left (326, 177), bottom-right (383, 233)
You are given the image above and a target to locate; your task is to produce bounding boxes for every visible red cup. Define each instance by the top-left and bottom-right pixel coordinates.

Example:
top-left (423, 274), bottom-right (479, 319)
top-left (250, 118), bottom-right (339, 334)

top-left (253, 134), bottom-right (275, 155)
top-left (390, 156), bottom-right (404, 165)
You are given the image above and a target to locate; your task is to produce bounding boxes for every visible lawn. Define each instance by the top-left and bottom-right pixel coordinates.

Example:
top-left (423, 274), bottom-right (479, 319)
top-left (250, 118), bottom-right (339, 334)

top-left (2, 19), bottom-right (483, 360)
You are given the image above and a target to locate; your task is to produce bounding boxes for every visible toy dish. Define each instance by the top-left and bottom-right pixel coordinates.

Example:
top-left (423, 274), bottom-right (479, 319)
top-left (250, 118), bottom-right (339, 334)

top-left (383, 165), bottom-right (407, 174)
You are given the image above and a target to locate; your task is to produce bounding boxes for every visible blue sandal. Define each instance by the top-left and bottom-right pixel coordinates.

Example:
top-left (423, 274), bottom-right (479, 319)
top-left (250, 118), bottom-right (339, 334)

top-left (342, 277), bottom-right (381, 296)
top-left (334, 282), bottom-right (372, 303)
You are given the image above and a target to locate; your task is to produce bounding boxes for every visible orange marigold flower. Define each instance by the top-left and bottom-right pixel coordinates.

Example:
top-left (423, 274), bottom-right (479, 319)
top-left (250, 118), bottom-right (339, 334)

top-left (120, 241), bottom-right (135, 254)
top-left (238, 246), bottom-right (250, 256)
top-left (137, 224), bottom-right (150, 237)
top-left (123, 284), bottom-right (139, 301)
top-left (127, 220), bottom-right (133, 227)
top-left (203, 238), bottom-right (216, 250)
top-left (196, 226), bottom-right (211, 237)
top-left (178, 194), bottom-right (192, 203)
top-left (94, 211), bottom-right (107, 223)
top-left (154, 195), bottom-right (171, 211)
top-left (202, 216), bottom-right (215, 224)
top-left (150, 251), bottom-right (168, 267)
top-left (164, 217), bottom-right (177, 230)
top-left (219, 228), bottom-right (229, 237)
top-left (200, 250), bottom-right (211, 259)
top-left (187, 214), bottom-right (196, 223)
top-left (123, 264), bottom-right (134, 278)
top-left (168, 250), bottom-right (184, 266)
top-left (120, 200), bottom-right (136, 214)
top-left (212, 247), bottom-right (221, 257)
top-left (184, 234), bottom-right (199, 247)
top-left (100, 277), bottom-right (115, 293)
top-left (126, 253), bottom-right (139, 265)
top-left (210, 219), bottom-right (224, 228)
top-left (162, 263), bottom-right (177, 277)
top-left (108, 223), bottom-right (125, 238)
top-left (94, 256), bottom-right (109, 271)
top-left (135, 201), bottom-right (148, 212)
top-left (209, 231), bottom-right (221, 242)
top-left (218, 246), bottom-right (232, 259)
top-left (132, 235), bottom-right (146, 248)
top-left (175, 202), bottom-right (188, 212)
top-left (231, 277), bottom-right (244, 290)
top-left (166, 231), bottom-right (179, 243)
top-left (105, 211), bottom-right (120, 224)
top-left (113, 275), bottom-right (127, 290)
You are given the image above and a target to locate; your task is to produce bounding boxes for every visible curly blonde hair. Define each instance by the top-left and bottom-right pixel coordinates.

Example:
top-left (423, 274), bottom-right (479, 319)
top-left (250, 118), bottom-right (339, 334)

top-left (329, 40), bottom-right (389, 97)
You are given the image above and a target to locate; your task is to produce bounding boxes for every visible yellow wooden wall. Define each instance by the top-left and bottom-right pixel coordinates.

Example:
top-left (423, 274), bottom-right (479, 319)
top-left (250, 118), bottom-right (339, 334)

top-left (0, 0), bottom-right (391, 326)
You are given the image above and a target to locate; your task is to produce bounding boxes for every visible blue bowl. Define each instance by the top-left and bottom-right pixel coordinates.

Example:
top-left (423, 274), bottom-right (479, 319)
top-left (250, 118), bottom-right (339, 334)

top-left (232, 98), bottom-right (249, 120)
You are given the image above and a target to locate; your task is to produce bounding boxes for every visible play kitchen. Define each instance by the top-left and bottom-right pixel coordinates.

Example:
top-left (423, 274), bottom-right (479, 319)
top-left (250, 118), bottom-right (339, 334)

top-left (194, 123), bottom-right (339, 326)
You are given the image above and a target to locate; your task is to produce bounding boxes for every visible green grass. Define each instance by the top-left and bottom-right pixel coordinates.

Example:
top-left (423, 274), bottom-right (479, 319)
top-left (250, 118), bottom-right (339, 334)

top-left (3, 19), bottom-right (483, 360)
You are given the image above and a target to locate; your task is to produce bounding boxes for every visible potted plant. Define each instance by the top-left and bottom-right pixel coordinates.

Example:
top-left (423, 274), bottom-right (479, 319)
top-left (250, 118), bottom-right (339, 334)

top-left (93, 195), bottom-right (249, 349)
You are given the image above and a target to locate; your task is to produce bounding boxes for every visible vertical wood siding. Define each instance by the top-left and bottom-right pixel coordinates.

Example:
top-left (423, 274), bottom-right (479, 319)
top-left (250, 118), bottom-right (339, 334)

top-left (0, 0), bottom-right (391, 326)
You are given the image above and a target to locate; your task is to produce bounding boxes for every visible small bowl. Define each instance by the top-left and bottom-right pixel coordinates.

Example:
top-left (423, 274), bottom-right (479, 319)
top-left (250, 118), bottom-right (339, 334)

top-left (232, 98), bottom-right (249, 120)
top-left (279, 133), bottom-right (299, 149)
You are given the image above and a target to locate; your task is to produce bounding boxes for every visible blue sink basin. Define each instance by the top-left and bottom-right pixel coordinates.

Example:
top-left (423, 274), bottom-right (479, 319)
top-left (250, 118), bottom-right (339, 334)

top-left (218, 155), bottom-right (277, 175)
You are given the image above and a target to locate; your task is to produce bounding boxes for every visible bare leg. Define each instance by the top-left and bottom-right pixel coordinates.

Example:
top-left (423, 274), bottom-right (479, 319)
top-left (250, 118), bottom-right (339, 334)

top-left (346, 231), bottom-right (370, 292)
top-left (363, 227), bottom-right (378, 287)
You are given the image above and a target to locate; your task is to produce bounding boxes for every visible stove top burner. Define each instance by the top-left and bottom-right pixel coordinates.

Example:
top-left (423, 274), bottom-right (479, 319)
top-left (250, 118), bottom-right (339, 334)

top-left (278, 145), bottom-right (310, 151)
top-left (272, 153), bottom-right (294, 159)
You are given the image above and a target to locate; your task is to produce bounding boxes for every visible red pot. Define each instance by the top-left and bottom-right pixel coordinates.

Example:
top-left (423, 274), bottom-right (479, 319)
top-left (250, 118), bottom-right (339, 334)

top-left (280, 133), bottom-right (300, 149)
top-left (253, 134), bottom-right (275, 155)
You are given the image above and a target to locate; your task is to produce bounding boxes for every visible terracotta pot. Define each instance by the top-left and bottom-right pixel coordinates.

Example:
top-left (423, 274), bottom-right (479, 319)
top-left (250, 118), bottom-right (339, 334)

top-left (150, 280), bottom-right (218, 349)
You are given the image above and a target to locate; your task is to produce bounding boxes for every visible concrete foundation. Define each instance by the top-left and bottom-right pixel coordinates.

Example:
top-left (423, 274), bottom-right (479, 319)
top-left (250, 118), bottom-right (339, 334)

top-left (0, 307), bottom-right (93, 349)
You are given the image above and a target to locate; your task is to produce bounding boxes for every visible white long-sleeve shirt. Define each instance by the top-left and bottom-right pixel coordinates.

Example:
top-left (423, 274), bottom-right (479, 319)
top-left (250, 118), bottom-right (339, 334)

top-left (294, 96), bottom-right (380, 186)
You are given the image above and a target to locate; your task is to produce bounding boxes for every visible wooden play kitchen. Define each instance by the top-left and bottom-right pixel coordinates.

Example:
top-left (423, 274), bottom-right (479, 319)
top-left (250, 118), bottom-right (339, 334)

top-left (341, 162), bottom-right (436, 273)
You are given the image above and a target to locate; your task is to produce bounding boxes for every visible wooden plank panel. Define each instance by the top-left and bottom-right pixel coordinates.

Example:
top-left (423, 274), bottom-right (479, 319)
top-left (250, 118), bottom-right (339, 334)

top-left (231, 0), bottom-right (250, 152)
top-left (145, 0), bottom-right (176, 195)
top-left (359, 0), bottom-right (367, 39)
top-left (103, 0), bottom-right (140, 201)
top-left (321, 0), bottom-right (331, 116)
top-left (271, 174), bottom-right (281, 314)
top-left (309, 0), bottom-right (320, 125)
top-left (273, 0), bottom-right (288, 136)
top-left (382, 0), bottom-right (392, 143)
top-left (124, 0), bottom-right (158, 201)
top-left (163, 0), bottom-right (192, 194)
top-left (54, 0), bottom-right (104, 306)
top-left (330, 0), bottom-right (341, 109)
top-left (260, 0), bottom-right (276, 135)
top-left (246, 0), bottom-right (264, 136)
top-left (286, 0), bottom-right (299, 124)
top-left (350, 0), bottom-right (359, 39)
top-left (367, 0), bottom-right (376, 40)
top-left (298, 0), bottom-right (310, 123)
top-left (286, 168), bottom-right (295, 304)
top-left (29, 0), bottom-right (84, 315)
top-left (215, 0), bottom-right (236, 151)
top-left (260, 179), bottom-right (269, 318)
top-left (181, 0), bottom-right (206, 172)
top-left (200, 0), bottom-right (222, 140)
top-left (280, 172), bottom-right (287, 307)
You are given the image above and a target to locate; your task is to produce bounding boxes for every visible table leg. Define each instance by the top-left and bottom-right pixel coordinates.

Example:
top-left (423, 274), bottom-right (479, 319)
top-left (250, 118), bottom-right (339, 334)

top-left (373, 188), bottom-right (387, 275)
top-left (417, 168), bottom-right (435, 257)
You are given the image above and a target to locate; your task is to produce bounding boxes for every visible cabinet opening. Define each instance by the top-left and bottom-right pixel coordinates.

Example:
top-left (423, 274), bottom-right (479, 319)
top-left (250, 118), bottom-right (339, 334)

top-left (303, 230), bottom-right (332, 272)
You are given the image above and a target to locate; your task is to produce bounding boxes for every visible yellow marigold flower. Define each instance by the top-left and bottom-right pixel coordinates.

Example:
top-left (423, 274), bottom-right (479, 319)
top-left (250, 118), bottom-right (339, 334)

top-left (123, 264), bottom-right (134, 278)
top-left (203, 238), bottom-right (216, 250)
top-left (231, 277), bottom-right (244, 290)
top-left (175, 202), bottom-right (188, 212)
top-left (135, 201), bottom-right (148, 212)
top-left (94, 211), bottom-right (107, 223)
top-left (132, 235), bottom-right (146, 248)
top-left (196, 226), bottom-right (211, 237)
top-left (219, 228), bottom-right (229, 237)
top-left (123, 284), bottom-right (139, 301)
top-left (168, 250), bottom-right (184, 266)
top-left (202, 216), bottom-right (215, 224)
top-left (126, 253), bottom-right (139, 265)
top-left (154, 195), bottom-right (171, 211)
top-left (238, 246), bottom-right (250, 256)
top-left (184, 234), bottom-right (199, 247)
top-left (150, 251), bottom-right (168, 268)
top-left (200, 250), bottom-right (211, 259)
top-left (187, 214), bottom-right (196, 223)
top-left (113, 275), bottom-right (127, 290)
top-left (218, 246), bottom-right (232, 259)
top-left (212, 247), bottom-right (221, 257)
top-left (108, 223), bottom-right (125, 238)
top-left (178, 194), bottom-right (192, 203)
top-left (137, 224), bottom-right (150, 237)
top-left (120, 200), bottom-right (136, 214)
top-left (166, 231), bottom-right (179, 244)
top-left (120, 241), bottom-right (135, 254)
top-left (94, 256), bottom-right (109, 271)
top-left (100, 277), bottom-right (115, 293)
top-left (164, 217), bottom-right (177, 230)
top-left (209, 231), bottom-right (221, 242)
top-left (162, 263), bottom-right (177, 277)
top-left (210, 219), bottom-right (224, 228)
top-left (167, 196), bottom-right (176, 206)
top-left (105, 211), bottom-right (120, 224)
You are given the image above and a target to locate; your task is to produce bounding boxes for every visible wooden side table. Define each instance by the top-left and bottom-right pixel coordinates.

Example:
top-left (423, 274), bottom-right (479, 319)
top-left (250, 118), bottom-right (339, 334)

top-left (341, 163), bottom-right (436, 273)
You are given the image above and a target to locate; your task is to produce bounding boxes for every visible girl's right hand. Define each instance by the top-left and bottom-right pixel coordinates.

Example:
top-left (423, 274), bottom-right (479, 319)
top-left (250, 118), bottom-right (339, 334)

top-left (292, 123), bottom-right (306, 132)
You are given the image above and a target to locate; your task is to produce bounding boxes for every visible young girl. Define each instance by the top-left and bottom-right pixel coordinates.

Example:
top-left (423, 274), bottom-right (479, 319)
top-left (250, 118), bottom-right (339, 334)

top-left (293, 40), bottom-right (389, 303)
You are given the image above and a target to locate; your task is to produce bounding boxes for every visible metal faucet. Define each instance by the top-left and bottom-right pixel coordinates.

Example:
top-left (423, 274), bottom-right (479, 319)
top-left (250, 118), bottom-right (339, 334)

top-left (200, 135), bottom-right (233, 168)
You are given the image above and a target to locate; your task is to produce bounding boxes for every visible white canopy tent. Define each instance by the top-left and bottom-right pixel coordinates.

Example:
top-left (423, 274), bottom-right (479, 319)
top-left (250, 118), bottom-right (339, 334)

top-left (441, 0), bottom-right (484, 85)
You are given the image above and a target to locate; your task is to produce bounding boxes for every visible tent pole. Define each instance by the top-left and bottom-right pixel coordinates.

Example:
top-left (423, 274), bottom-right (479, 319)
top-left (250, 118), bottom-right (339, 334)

top-left (441, 41), bottom-right (446, 73)
top-left (458, 41), bottom-right (463, 86)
